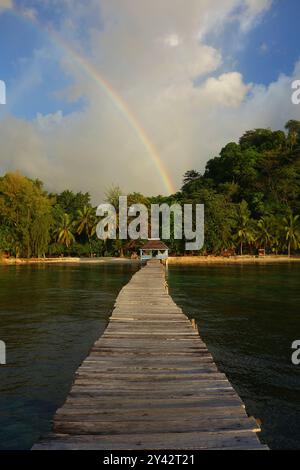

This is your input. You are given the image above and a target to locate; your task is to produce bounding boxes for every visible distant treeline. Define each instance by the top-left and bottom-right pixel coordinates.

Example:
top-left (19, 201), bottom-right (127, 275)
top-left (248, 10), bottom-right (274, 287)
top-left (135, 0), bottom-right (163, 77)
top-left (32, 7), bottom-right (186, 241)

top-left (0, 119), bottom-right (300, 258)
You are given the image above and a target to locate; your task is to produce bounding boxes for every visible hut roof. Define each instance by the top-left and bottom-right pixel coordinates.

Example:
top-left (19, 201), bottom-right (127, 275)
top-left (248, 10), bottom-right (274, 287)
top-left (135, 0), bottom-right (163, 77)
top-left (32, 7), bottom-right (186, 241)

top-left (141, 239), bottom-right (169, 250)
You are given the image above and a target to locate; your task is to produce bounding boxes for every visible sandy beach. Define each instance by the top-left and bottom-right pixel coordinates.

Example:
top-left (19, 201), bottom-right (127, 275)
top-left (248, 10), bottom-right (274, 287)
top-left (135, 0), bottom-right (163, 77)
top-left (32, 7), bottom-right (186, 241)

top-left (0, 257), bottom-right (140, 265)
top-left (1, 255), bottom-right (300, 266)
top-left (167, 255), bottom-right (300, 264)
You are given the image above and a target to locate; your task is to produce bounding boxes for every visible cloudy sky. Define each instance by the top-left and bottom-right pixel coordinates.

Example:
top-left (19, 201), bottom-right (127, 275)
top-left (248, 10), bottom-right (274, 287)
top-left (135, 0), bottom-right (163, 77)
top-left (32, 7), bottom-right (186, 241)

top-left (0, 0), bottom-right (300, 200)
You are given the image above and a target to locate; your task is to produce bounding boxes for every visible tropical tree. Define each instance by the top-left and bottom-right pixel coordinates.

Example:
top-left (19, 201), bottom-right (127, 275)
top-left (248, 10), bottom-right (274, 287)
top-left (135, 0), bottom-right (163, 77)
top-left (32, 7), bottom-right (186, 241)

top-left (105, 185), bottom-right (123, 208)
top-left (283, 213), bottom-right (300, 257)
top-left (0, 172), bottom-right (53, 258)
top-left (54, 213), bottom-right (75, 251)
top-left (56, 190), bottom-right (91, 218)
top-left (75, 206), bottom-right (96, 257)
top-left (267, 215), bottom-right (284, 255)
top-left (105, 186), bottom-right (125, 257)
top-left (234, 200), bottom-right (256, 255)
top-left (182, 170), bottom-right (200, 188)
top-left (239, 128), bottom-right (286, 152)
top-left (285, 120), bottom-right (300, 151)
top-left (255, 216), bottom-right (273, 252)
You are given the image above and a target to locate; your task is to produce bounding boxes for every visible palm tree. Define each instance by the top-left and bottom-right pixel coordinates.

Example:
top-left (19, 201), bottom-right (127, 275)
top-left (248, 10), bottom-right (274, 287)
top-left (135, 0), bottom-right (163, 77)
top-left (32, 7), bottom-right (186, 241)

top-left (283, 213), bottom-right (300, 257)
top-left (75, 206), bottom-right (96, 257)
top-left (105, 186), bottom-right (125, 257)
top-left (105, 185), bottom-right (123, 208)
top-left (269, 217), bottom-right (283, 255)
top-left (256, 217), bottom-right (272, 252)
top-left (235, 200), bottom-right (255, 255)
top-left (54, 213), bottom-right (75, 251)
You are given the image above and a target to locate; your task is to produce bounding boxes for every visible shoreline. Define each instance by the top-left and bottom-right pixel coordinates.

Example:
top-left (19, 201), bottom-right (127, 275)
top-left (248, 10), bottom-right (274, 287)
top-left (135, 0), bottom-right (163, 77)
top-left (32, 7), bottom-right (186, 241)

top-left (0, 257), bottom-right (140, 265)
top-left (167, 255), bottom-right (300, 264)
top-left (1, 255), bottom-right (300, 266)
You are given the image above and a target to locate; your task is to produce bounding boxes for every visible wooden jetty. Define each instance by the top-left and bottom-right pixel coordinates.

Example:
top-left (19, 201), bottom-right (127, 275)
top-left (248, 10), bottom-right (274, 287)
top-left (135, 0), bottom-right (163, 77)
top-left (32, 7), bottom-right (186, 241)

top-left (33, 260), bottom-right (267, 450)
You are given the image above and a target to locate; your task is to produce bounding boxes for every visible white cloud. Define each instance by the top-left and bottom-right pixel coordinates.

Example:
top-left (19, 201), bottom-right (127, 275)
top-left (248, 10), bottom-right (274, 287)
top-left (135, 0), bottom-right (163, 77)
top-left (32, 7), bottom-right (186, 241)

top-left (164, 34), bottom-right (181, 48)
top-left (239, 0), bottom-right (273, 31)
top-left (0, 117), bottom-right (49, 177)
top-left (245, 0), bottom-right (272, 14)
top-left (0, 0), bottom-right (293, 201)
top-left (200, 72), bottom-right (251, 107)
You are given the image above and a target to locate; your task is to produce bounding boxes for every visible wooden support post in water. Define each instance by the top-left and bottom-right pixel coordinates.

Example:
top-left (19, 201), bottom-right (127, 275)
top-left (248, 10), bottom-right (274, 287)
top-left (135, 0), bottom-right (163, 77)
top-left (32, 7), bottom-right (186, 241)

top-left (191, 318), bottom-right (197, 331)
top-left (33, 260), bottom-right (268, 450)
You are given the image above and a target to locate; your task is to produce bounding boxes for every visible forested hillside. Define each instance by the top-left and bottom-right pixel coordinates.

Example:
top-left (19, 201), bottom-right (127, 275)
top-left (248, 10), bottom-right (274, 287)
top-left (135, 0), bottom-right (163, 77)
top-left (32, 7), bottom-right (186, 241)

top-left (1, 121), bottom-right (300, 257)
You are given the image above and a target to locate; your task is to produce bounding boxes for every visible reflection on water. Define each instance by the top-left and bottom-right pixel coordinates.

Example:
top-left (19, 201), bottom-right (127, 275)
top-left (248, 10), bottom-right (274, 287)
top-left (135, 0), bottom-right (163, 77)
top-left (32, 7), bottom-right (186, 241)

top-left (0, 263), bottom-right (138, 450)
top-left (1, 262), bottom-right (299, 450)
top-left (167, 263), bottom-right (300, 450)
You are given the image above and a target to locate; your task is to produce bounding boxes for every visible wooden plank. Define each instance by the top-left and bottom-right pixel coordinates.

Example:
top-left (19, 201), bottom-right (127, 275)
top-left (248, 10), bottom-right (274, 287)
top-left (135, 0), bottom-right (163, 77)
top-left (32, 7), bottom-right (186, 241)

top-left (32, 260), bottom-right (266, 451)
top-left (53, 417), bottom-right (258, 435)
top-left (33, 431), bottom-right (266, 450)
top-left (75, 372), bottom-right (227, 381)
top-left (55, 406), bottom-right (249, 420)
top-left (63, 395), bottom-right (245, 410)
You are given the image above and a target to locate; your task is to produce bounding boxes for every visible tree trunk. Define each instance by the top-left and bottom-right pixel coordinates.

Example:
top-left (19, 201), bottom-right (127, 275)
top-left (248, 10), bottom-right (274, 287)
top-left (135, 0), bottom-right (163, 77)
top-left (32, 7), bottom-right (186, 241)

top-left (240, 241), bottom-right (243, 256)
top-left (288, 241), bottom-right (291, 258)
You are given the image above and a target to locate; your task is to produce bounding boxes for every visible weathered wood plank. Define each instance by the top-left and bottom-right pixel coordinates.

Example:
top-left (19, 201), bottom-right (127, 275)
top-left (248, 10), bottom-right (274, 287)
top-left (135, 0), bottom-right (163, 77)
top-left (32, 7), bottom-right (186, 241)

top-left (53, 417), bottom-right (259, 435)
top-left (55, 405), bottom-right (248, 419)
top-left (34, 431), bottom-right (267, 450)
top-left (32, 260), bottom-right (266, 451)
top-left (63, 395), bottom-right (245, 410)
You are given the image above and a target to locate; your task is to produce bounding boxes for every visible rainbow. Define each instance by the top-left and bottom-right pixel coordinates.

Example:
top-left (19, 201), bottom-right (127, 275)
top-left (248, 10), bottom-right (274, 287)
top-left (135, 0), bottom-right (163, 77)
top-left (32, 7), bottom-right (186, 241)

top-left (5, 9), bottom-right (176, 195)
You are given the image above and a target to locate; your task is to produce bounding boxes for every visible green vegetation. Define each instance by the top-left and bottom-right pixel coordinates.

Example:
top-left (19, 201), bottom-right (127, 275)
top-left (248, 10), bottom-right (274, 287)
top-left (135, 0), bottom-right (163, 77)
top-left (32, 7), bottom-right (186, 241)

top-left (178, 121), bottom-right (300, 256)
top-left (1, 120), bottom-right (300, 258)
